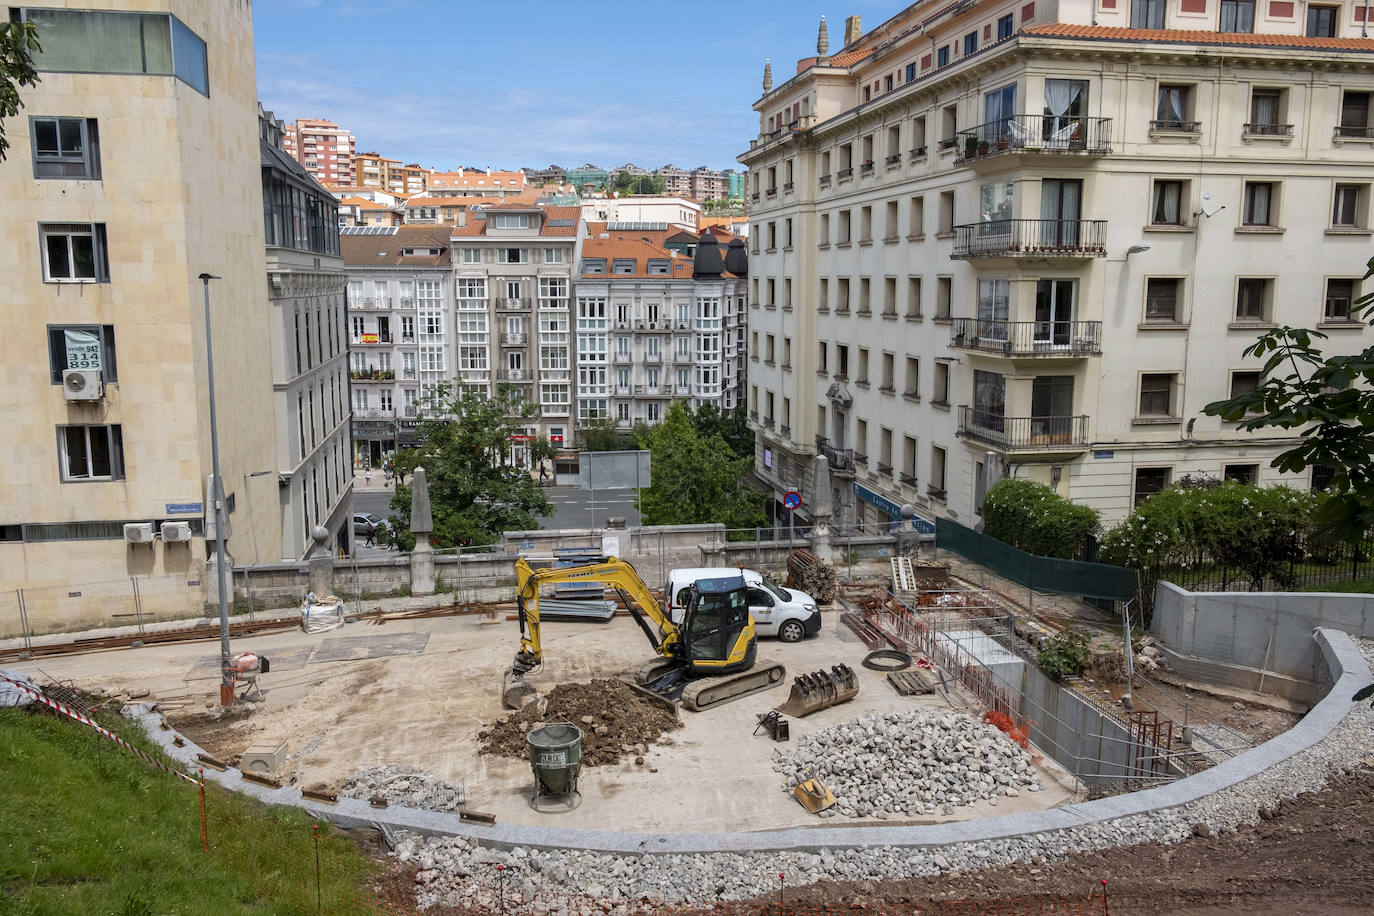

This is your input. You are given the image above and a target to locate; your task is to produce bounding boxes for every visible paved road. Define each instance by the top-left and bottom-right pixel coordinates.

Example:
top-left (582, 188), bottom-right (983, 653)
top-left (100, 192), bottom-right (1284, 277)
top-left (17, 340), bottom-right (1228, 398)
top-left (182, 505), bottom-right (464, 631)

top-left (543, 486), bottom-right (641, 529)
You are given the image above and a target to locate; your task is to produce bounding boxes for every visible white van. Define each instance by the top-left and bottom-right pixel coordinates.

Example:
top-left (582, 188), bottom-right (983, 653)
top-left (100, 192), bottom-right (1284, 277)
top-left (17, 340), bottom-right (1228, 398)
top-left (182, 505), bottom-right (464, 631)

top-left (664, 567), bottom-right (821, 642)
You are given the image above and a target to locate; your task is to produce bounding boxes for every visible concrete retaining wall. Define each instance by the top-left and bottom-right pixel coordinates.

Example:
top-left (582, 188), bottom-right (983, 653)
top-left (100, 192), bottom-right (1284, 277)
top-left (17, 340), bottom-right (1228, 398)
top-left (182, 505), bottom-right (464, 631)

top-left (1151, 582), bottom-right (1374, 703)
top-left (1017, 663), bottom-right (1139, 784)
top-left (133, 626), bottom-right (1368, 854)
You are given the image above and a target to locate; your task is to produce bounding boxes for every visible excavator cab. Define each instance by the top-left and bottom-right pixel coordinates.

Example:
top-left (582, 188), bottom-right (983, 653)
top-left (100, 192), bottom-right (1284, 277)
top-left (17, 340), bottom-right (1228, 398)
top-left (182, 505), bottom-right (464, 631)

top-left (679, 575), bottom-right (757, 675)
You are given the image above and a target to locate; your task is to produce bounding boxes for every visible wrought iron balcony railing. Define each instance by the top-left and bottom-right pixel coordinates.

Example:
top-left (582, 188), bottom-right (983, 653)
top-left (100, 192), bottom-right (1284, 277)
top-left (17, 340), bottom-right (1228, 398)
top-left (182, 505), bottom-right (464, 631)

top-left (951, 219), bottom-right (1106, 258)
top-left (957, 407), bottom-right (1089, 451)
top-left (954, 115), bottom-right (1112, 162)
top-left (949, 318), bottom-right (1103, 356)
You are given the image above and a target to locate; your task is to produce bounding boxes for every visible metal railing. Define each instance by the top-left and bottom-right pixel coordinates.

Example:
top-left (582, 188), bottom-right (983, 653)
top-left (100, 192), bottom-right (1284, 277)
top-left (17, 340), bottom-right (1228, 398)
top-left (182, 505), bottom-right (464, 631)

top-left (500, 333), bottom-right (526, 345)
top-left (1150, 119), bottom-right (1201, 133)
top-left (957, 407), bottom-right (1090, 450)
top-left (496, 298), bottom-right (529, 309)
top-left (1243, 122), bottom-right (1293, 136)
top-left (955, 115), bottom-right (1112, 162)
top-left (1335, 125), bottom-right (1374, 139)
top-left (910, 145), bottom-right (928, 159)
top-left (817, 440), bottom-right (856, 474)
top-left (952, 219), bottom-right (1106, 258)
top-left (949, 318), bottom-right (1103, 356)
top-left (836, 166), bottom-right (854, 179)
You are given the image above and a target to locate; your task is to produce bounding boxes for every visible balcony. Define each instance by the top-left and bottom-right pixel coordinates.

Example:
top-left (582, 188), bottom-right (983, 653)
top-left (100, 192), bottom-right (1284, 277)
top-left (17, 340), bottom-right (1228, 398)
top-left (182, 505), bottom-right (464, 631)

top-left (350, 296), bottom-right (389, 310)
top-left (675, 385), bottom-right (691, 396)
top-left (859, 161), bottom-right (874, 175)
top-left (949, 319), bottom-right (1103, 357)
top-left (909, 145), bottom-right (927, 160)
top-left (836, 167), bottom-right (854, 180)
top-left (673, 353), bottom-right (693, 365)
top-left (1335, 125), bottom-right (1374, 141)
top-left (496, 298), bottom-right (529, 310)
top-left (900, 472), bottom-right (918, 487)
top-left (951, 219), bottom-right (1106, 260)
top-left (350, 369), bottom-right (396, 382)
top-left (765, 187), bottom-right (777, 198)
top-left (957, 407), bottom-right (1089, 453)
top-left (500, 333), bottom-right (526, 346)
top-left (885, 153), bottom-right (902, 166)
top-left (498, 368), bottom-right (529, 381)
top-left (780, 424), bottom-right (791, 438)
top-left (643, 353), bottom-right (662, 365)
top-left (1243, 122), bottom-right (1294, 138)
top-left (818, 174), bottom-right (832, 188)
top-left (783, 181), bottom-right (794, 192)
top-left (816, 439), bottom-right (856, 478)
top-left (613, 353), bottom-right (632, 365)
top-left (1149, 119), bottom-right (1201, 134)
top-left (674, 319), bottom-right (691, 330)
top-left (954, 116), bottom-right (1112, 165)
top-left (358, 408), bottom-right (396, 419)
top-left (351, 334), bottom-right (393, 345)
top-left (635, 320), bottom-right (666, 331)
top-left (400, 334), bottom-right (416, 343)
top-left (404, 404), bottom-right (419, 417)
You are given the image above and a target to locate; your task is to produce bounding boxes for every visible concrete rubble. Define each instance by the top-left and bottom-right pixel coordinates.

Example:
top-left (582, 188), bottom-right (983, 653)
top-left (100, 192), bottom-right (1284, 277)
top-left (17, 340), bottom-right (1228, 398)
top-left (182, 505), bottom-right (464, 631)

top-left (773, 710), bottom-right (1041, 818)
top-left (342, 765), bottom-right (465, 813)
top-left (390, 639), bottom-right (1374, 914)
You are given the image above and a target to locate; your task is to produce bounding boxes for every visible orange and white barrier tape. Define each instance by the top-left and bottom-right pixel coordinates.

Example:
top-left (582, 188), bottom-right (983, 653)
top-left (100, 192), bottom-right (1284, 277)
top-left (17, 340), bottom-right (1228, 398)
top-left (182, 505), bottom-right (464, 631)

top-left (2, 675), bottom-right (201, 785)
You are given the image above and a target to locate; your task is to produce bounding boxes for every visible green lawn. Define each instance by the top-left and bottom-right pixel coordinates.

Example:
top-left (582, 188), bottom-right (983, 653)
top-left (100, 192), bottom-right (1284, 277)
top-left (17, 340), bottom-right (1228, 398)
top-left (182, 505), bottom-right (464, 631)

top-left (0, 705), bottom-right (385, 914)
top-left (1299, 578), bottom-right (1374, 594)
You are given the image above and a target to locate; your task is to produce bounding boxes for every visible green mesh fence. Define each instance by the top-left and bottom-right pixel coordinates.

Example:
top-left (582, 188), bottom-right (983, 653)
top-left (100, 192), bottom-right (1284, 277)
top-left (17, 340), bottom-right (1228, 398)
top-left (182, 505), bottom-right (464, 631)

top-left (936, 517), bottom-right (1136, 601)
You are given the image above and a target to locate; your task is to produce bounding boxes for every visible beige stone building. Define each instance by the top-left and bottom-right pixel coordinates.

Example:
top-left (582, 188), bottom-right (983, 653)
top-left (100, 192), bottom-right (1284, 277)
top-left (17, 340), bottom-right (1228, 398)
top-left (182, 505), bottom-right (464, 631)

top-left (742, 3), bottom-right (1374, 533)
top-left (0, 2), bottom-right (337, 595)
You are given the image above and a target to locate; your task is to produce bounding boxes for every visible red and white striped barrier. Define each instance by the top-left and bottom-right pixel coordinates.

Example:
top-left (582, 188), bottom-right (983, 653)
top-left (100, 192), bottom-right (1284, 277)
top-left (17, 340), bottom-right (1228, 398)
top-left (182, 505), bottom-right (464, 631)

top-left (2, 675), bottom-right (201, 785)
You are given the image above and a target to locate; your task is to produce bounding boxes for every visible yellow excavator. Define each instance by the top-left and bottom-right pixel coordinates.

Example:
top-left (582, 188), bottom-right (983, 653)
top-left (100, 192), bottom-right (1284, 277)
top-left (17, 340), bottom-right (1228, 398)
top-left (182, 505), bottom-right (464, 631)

top-left (502, 556), bottom-right (787, 712)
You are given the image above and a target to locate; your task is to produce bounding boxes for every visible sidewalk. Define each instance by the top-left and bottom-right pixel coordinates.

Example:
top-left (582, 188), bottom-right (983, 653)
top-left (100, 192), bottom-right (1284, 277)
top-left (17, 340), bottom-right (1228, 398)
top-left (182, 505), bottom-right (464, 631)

top-left (351, 468), bottom-right (396, 492)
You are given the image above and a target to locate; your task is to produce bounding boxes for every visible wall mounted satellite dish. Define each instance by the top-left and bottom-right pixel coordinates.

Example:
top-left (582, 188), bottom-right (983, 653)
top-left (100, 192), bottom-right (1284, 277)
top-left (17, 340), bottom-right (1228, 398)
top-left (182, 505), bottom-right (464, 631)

top-left (1198, 192), bottom-right (1225, 218)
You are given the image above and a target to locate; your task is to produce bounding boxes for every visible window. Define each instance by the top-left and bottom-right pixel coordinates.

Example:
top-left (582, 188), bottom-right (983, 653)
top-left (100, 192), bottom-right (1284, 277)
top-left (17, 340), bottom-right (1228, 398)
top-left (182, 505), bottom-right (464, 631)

top-left (545, 248), bottom-right (565, 263)
top-left (47, 325), bottom-right (117, 383)
top-left (933, 361), bottom-right (950, 405)
top-left (818, 342), bottom-right (828, 374)
top-left (1138, 373), bottom-right (1177, 417)
top-left (58, 424), bottom-right (124, 481)
top-left (998, 14), bottom-right (1014, 41)
top-left (1155, 85), bottom-right (1193, 130)
top-left (581, 258), bottom-right (605, 274)
top-left (904, 357), bottom-right (920, 398)
top-left (938, 190), bottom-right (955, 234)
top-left (907, 277), bottom-right (923, 318)
top-left (1150, 180), bottom-right (1184, 225)
top-left (819, 213), bottom-right (831, 245)
top-left (498, 248), bottom-right (529, 263)
top-left (1134, 467), bottom-right (1170, 506)
top-left (1339, 91), bottom-right (1371, 138)
top-left (1248, 89), bottom-right (1285, 134)
top-left (937, 45), bottom-right (950, 68)
top-left (1311, 464), bottom-right (1336, 492)
top-left (964, 32), bottom-right (978, 55)
top-left (936, 277), bottom-right (952, 319)
top-left (17, 8), bottom-right (209, 96)
top-left (1230, 370), bottom-right (1261, 400)
top-left (881, 353), bottom-right (894, 391)
top-left (930, 446), bottom-right (947, 495)
top-left (1131, 0), bottom-right (1165, 28)
top-left (856, 347), bottom-right (869, 385)
top-left (612, 258), bottom-right (635, 274)
top-left (1333, 184), bottom-right (1365, 227)
top-left (1325, 278), bottom-right (1357, 321)
top-left (491, 213), bottom-right (531, 229)
top-left (1242, 181), bottom-right (1275, 226)
top-left (40, 223), bottom-right (109, 281)
top-left (461, 248), bottom-right (481, 264)
top-left (1307, 5), bottom-right (1339, 37)
top-left (909, 195), bottom-right (925, 236)
top-left (30, 116), bottom-right (100, 179)
top-left (1219, 0), bottom-right (1255, 33)
top-left (1145, 278), bottom-right (1182, 323)
top-left (837, 344), bottom-right (849, 378)
top-left (1235, 278), bottom-right (1270, 321)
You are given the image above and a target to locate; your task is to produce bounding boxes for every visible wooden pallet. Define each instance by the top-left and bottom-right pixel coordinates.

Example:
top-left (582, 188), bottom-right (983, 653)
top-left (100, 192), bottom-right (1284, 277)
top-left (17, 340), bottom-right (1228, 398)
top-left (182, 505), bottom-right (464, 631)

top-left (840, 612), bottom-right (888, 650)
top-left (887, 669), bottom-right (936, 696)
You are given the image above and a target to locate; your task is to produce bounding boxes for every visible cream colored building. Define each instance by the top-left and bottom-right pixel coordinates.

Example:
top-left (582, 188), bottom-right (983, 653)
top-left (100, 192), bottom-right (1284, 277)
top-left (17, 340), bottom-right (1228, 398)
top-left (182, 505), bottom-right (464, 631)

top-left (0, 2), bottom-right (333, 594)
top-left (742, 3), bottom-right (1374, 533)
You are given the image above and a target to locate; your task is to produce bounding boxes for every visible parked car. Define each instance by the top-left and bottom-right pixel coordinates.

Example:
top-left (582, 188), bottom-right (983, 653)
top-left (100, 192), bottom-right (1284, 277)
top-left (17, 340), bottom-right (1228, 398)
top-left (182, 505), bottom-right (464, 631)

top-left (664, 567), bottom-right (821, 642)
top-left (353, 513), bottom-right (383, 537)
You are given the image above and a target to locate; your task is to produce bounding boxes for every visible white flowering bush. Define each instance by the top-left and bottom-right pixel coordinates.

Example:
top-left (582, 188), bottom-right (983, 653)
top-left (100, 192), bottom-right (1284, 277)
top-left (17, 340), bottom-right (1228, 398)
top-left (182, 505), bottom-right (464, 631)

top-left (982, 478), bottom-right (1101, 560)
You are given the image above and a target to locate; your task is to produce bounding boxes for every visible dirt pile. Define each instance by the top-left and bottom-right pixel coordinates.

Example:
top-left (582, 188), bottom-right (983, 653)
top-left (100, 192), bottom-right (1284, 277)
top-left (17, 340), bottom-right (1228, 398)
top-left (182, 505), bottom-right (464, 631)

top-left (478, 679), bottom-right (680, 767)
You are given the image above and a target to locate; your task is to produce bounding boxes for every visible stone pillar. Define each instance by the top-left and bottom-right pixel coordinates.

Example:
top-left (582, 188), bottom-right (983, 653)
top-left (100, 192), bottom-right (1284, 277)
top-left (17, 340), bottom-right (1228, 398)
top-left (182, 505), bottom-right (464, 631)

top-left (410, 466), bottom-right (435, 596)
top-left (810, 455), bottom-right (835, 565)
top-left (307, 526), bottom-right (334, 595)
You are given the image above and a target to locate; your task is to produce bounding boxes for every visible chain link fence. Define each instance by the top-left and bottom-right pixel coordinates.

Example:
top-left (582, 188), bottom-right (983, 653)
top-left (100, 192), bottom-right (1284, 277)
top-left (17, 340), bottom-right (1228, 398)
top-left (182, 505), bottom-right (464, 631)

top-left (0, 573), bottom-right (207, 645)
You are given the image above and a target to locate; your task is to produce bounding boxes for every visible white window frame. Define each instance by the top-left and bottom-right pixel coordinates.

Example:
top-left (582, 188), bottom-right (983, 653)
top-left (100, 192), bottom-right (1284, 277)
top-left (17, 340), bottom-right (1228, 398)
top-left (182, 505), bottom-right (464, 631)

top-left (58, 424), bottom-right (124, 481)
top-left (40, 222), bottom-right (109, 282)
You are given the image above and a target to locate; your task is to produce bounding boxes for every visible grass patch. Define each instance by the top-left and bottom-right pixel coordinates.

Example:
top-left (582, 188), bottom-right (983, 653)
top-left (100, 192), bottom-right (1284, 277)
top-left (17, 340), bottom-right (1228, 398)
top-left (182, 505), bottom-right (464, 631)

top-left (0, 705), bottom-right (386, 914)
top-left (1299, 578), bottom-right (1374, 594)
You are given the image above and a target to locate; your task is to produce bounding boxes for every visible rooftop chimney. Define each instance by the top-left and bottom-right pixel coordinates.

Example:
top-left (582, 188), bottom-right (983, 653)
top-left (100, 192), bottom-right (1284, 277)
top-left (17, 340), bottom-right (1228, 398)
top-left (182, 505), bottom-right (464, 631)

top-left (844, 15), bottom-right (862, 46)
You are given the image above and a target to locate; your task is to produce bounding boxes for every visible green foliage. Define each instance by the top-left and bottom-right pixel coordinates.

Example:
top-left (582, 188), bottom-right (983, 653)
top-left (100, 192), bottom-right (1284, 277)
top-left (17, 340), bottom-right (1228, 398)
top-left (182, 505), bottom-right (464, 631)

top-left (1038, 630), bottom-right (1091, 681)
top-left (387, 447), bottom-right (420, 485)
top-left (0, 21), bottom-right (42, 162)
top-left (638, 401), bottom-right (766, 530)
top-left (981, 478), bottom-right (1100, 559)
top-left (386, 384), bottom-right (551, 549)
top-left (578, 417), bottom-right (632, 453)
top-left (611, 170), bottom-right (666, 196)
top-left (0, 707), bottom-right (379, 913)
top-left (684, 402), bottom-right (754, 460)
top-left (1203, 256), bottom-right (1374, 545)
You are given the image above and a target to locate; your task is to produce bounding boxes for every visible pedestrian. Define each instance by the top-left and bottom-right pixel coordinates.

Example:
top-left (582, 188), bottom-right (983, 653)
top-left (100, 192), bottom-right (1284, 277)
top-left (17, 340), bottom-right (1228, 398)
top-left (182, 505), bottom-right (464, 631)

top-left (365, 523), bottom-right (376, 548)
top-left (365, 468), bottom-right (372, 487)
top-left (539, 462), bottom-right (549, 484)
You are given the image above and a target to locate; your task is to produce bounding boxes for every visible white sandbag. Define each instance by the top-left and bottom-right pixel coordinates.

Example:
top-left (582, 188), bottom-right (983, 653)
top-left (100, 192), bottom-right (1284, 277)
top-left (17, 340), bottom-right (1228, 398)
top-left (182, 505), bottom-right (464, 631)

top-left (0, 669), bottom-right (38, 707)
top-left (301, 592), bottom-right (345, 634)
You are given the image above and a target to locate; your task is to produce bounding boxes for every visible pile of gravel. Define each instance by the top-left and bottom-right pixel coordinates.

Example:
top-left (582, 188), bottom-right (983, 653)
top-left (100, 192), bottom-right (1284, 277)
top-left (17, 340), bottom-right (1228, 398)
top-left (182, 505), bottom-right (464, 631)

top-left (342, 765), bottom-right (465, 813)
top-left (773, 710), bottom-right (1041, 819)
top-left (390, 639), bottom-right (1374, 913)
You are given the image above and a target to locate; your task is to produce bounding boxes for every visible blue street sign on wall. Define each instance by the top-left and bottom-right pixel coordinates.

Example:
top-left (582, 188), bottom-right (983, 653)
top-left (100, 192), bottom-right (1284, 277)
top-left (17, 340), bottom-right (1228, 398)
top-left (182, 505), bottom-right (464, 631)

top-left (852, 483), bottom-right (935, 533)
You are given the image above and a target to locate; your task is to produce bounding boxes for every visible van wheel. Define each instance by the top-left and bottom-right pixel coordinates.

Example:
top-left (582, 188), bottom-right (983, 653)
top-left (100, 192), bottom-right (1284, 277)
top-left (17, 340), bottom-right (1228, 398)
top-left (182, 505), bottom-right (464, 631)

top-left (779, 621), bottom-right (805, 643)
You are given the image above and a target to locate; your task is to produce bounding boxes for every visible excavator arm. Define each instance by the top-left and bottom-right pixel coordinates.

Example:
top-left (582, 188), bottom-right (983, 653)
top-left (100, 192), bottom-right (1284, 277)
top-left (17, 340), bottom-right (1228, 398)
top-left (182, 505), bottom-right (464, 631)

top-left (510, 556), bottom-right (680, 675)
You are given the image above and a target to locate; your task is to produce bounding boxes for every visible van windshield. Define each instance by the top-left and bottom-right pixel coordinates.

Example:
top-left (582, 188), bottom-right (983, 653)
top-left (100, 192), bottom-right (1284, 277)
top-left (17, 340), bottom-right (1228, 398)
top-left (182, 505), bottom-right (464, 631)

top-left (762, 579), bottom-right (791, 602)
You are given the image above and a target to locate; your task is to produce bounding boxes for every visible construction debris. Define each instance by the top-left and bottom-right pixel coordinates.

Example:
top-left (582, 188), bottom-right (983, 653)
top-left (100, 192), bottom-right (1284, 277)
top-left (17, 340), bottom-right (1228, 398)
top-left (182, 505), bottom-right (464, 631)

top-left (786, 549), bottom-right (836, 604)
top-left (343, 765), bottom-right (467, 813)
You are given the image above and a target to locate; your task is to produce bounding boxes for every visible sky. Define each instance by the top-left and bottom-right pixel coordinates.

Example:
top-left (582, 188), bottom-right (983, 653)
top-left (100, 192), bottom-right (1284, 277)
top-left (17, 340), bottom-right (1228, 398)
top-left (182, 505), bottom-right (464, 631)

top-left (254, 0), bottom-right (899, 173)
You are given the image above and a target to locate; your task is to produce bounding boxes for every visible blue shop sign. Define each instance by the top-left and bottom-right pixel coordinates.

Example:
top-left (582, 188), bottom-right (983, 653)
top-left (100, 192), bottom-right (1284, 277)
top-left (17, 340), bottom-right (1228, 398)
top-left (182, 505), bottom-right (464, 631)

top-left (852, 483), bottom-right (936, 534)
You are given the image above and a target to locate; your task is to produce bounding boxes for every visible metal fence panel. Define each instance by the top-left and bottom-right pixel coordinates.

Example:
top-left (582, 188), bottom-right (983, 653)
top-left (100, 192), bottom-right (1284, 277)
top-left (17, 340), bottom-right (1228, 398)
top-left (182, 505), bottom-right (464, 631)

top-left (936, 517), bottom-right (1135, 601)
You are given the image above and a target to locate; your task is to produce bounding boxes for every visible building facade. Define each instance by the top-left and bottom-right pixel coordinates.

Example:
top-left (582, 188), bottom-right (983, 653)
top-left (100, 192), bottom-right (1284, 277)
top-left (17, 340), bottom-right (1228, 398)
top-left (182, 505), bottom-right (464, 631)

top-left (741, 2), bottom-right (1374, 532)
top-left (340, 226), bottom-right (455, 466)
top-left (261, 112), bottom-right (352, 556)
top-left (282, 117), bottom-right (356, 186)
top-left (1, 1), bottom-right (286, 590)
top-left (427, 169), bottom-right (526, 199)
top-left (580, 196), bottom-right (702, 230)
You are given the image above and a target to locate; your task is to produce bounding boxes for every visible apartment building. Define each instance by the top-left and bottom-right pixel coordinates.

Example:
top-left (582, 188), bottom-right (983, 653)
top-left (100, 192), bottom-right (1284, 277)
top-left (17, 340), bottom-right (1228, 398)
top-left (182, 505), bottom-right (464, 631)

top-left (525, 165), bottom-right (568, 186)
top-left (261, 112), bottom-right (352, 556)
top-left (655, 164), bottom-right (693, 198)
top-left (567, 164), bottom-right (611, 192)
top-left (353, 152), bottom-right (425, 195)
top-left (448, 206), bottom-right (583, 451)
top-left (427, 169), bottom-right (526, 199)
top-left (742, 2), bottom-right (1374, 532)
top-left (282, 117), bottom-right (356, 186)
top-left (574, 231), bottom-right (748, 429)
top-left (691, 166), bottom-right (729, 200)
top-left (580, 196), bottom-right (702, 230)
top-left (340, 226), bottom-right (455, 466)
top-left (0, 2), bottom-right (286, 589)
top-left (338, 196), bottom-right (403, 227)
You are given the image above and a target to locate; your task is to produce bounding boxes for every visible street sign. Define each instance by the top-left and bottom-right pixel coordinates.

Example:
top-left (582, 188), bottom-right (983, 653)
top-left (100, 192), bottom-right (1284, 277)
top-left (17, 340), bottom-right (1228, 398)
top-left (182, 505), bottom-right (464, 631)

top-left (782, 490), bottom-right (802, 511)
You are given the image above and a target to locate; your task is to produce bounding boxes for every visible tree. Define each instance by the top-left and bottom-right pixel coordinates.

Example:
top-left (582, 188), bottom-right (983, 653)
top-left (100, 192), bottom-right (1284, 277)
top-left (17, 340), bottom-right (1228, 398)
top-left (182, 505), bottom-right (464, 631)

top-left (388, 447), bottom-right (419, 486)
top-left (981, 478), bottom-right (1100, 559)
top-left (1203, 256), bottom-right (1374, 544)
top-left (637, 401), bottom-right (765, 531)
top-left (684, 402), bottom-right (754, 460)
top-left (0, 21), bottom-right (41, 162)
top-left (385, 385), bottom-right (552, 550)
top-left (578, 417), bottom-right (627, 453)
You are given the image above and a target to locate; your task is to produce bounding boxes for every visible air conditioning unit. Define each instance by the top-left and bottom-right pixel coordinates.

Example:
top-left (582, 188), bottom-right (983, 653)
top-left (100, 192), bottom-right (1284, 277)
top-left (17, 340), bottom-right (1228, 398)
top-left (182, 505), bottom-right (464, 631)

top-left (161, 521), bottom-right (193, 543)
top-left (123, 523), bottom-right (155, 544)
top-left (63, 369), bottom-right (103, 401)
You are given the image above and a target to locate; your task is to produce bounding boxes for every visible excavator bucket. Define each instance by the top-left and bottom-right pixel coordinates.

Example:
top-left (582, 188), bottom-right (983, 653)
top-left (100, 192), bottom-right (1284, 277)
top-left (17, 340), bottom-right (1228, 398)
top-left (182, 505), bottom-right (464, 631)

top-left (792, 775), bottom-right (837, 814)
top-left (774, 664), bottom-right (860, 718)
top-left (502, 668), bottom-right (540, 710)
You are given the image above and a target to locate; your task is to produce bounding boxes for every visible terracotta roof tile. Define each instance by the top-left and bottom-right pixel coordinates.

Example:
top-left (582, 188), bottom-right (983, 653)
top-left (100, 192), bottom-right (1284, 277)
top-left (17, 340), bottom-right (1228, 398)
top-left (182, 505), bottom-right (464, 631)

top-left (448, 205), bottom-right (582, 239)
top-left (578, 238), bottom-right (696, 279)
top-left (1022, 24), bottom-right (1374, 52)
top-left (340, 225), bottom-right (454, 268)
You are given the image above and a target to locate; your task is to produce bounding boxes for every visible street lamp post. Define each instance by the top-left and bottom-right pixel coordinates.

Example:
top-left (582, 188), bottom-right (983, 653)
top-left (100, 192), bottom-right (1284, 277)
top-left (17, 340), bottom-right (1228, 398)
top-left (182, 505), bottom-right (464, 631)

top-left (199, 273), bottom-right (234, 706)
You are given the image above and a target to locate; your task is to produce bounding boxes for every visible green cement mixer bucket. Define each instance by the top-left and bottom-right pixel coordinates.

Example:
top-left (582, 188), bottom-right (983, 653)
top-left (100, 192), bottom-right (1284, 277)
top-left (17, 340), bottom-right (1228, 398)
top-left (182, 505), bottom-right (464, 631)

top-left (527, 722), bottom-right (583, 810)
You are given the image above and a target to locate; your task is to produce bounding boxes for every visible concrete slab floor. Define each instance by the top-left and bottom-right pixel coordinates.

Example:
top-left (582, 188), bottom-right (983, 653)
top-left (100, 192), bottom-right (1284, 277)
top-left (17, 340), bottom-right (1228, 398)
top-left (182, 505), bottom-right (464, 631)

top-left (12, 608), bottom-right (1079, 834)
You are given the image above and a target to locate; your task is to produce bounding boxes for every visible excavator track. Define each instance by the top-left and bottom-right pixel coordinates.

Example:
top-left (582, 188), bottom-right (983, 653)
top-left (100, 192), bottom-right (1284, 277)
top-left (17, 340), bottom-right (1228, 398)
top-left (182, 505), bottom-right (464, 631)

top-left (680, 660), bottom-right (787, 712)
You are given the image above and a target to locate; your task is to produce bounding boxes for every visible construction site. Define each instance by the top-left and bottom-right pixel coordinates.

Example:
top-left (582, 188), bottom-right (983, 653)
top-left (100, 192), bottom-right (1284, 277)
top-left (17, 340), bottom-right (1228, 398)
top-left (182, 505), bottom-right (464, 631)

top-left (5, 514), bottom-right (1373, 915)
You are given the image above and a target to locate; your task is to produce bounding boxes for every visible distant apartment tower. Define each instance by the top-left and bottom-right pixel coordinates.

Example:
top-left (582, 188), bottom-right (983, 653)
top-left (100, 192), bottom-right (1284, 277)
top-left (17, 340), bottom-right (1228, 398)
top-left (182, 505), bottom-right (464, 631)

top-left (282, 117), bottom-right (356, 186)
top-left (655, 164), bottom-right (692, 197)
top-left (427, 169), bottom-right (527, 199)
top-left (581, 196), bottom-right (702, 231)
top-left (0, 2), bottom-right (293, 590)
top-left (567, 164), bottom-right (611, 192)
top-left (353, 153), bottom-right (427, 194)
top-left (691, 166), bottom-right (728, 200)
